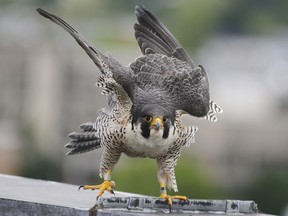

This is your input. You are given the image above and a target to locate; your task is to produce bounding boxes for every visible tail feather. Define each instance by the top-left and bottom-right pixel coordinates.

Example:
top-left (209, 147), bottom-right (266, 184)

top-left (66, 139), bottom-right (99, 148)
top-left (68, 131), bottom-right (97, 141)
top-left (80, 121), bottom-right (96, 131)
top-left (65, 139), bottom-right (101, 155)
top-left (66, 121), bottom-right (101, 155)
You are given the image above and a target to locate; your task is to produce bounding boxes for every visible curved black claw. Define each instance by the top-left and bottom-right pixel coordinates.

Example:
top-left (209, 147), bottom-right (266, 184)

top-left (184, 199), bottom-right (190, 204)
top-left (78, 185), bottom-right (84, 191)
top-left (110, 190), bottom-right (115, 196)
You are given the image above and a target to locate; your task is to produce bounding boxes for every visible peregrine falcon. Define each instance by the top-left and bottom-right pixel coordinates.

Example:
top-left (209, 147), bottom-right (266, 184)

top-left (37, 5), bottom-right (222, 209)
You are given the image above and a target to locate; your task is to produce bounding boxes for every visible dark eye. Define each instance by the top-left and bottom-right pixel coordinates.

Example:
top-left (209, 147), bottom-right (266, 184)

top-left (144, 116), bottom-right (152, 122)
top-left (163, 117), bottom-right (167, 122)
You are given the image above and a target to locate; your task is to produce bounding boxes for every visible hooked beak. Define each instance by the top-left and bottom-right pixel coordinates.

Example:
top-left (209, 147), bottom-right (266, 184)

top-left (151, 117), bottom-right (163, 131)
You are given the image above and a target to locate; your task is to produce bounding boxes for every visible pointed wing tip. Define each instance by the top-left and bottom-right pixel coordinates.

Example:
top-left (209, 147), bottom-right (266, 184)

top-left (135, 4), bottom-right (144, 11)
top-left (36, 8), bottom-right (50, 18)
top-left (134, 5), bottom-right (141, 18)
top-left (135, 5), bottom-right (148, 18)
top-left (36, 8), bottom-right (43, 13)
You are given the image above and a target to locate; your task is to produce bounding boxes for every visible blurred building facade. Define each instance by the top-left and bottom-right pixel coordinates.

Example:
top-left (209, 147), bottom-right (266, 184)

top-left (0, 6), bottom-right (288, 193)
top-left (197, 33), bottom-right (288, 188)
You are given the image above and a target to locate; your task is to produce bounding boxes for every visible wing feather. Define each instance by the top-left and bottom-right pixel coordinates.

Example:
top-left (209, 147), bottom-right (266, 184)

top-left (36, 8), bottom-right (108, 73)
top-left (134, 5), bottom-right (196, 69)
top-left (37, 8), bottom-right (133, 113)
top-left (133, 5), bottom-right (210, 117)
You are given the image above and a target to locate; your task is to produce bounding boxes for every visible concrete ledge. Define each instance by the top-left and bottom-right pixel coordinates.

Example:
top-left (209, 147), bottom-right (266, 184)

top-left (0, 198), bottom-right (87, 216)
top-left (0, 174), bottom-right (140, 216)
top-left (94, 197), bottom-right (259, 215)
top-left (0, 174), bottom-right (270, 215)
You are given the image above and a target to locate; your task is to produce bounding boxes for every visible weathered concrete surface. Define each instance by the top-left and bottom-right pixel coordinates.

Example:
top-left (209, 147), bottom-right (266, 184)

top-left (94, 197), bottom-right (261, 215)
top-left (0, 174), bottom-right (141, 216)
top-left (0, 174), bottom-right (273, 215)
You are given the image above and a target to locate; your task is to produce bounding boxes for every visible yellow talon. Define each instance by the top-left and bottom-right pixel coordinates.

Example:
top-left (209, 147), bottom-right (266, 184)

top-left (160, 193), bottom-right (188, 212)
top-left (79, 180), bottom-right (115, 199)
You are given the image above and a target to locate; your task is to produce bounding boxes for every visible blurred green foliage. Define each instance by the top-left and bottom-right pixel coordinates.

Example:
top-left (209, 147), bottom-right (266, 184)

top-left (238, 170), bottom-right (288, 215)
top-left (19, 123), bottom-right (62, 181)
top-left (218, 0), bottom-right (288, 34)
top-left (3, 0), bottom-right (288, 51)
top-left (1, 0), bottom-right (287, 214)
top-left (168, 0), bottom-right (288, 50)
top-left (113, 155), bottom-right (222, 199)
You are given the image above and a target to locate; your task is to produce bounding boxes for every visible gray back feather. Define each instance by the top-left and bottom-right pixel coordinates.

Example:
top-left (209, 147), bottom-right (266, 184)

top-left (131, 54), bottom-right (209, 117)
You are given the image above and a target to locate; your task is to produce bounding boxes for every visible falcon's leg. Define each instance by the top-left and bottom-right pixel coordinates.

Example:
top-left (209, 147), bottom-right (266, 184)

top-left (79, 177), bottom-right (115, 199)
top-left (79, 147), bottom-right (121, 199)
top-left (157, 158), bottom-right (188, 212)
top-left (159, 184), bottom-right (188, 212)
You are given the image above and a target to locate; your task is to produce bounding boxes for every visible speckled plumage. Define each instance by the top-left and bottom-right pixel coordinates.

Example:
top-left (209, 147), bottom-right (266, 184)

top-left (37, 5), bottom-right (222, 194)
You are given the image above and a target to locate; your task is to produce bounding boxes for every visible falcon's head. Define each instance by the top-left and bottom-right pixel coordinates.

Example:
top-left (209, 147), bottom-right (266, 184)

top-left (131, 104), bottom-right (175, 139)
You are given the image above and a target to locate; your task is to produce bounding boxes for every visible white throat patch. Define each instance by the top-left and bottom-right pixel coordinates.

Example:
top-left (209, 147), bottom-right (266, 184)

top-left (123, 123), bottom-right (176, 158)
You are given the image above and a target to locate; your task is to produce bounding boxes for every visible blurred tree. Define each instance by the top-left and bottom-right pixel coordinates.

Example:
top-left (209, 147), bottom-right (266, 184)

top-left (19, 123), bottom-right (62, 181)
top-left (112, 155), bottom-right (222, 199)
top-left (238, 169), bottom-right (288, 215)
top-left (32, 0), bottom-right (57, 6)
top-left (219, 0), bottom-right (288, 34)
top-left (169, 0), bottom-right (232, 51)
top-left (1, 0), bottom-right (287, 210)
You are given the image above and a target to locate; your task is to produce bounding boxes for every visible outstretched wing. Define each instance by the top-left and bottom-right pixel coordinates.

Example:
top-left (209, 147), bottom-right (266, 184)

top-left (133, 5), bottom-right (210, 117)
top-left (37, 8), bottom-right (109, 73)
top-left (134, 5), bottom-right (196, 70)
top-left (37, 8), bottom-right (133, 115)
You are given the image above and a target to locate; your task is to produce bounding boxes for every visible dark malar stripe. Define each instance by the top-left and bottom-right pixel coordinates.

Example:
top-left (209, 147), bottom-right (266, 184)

top-left (141, 122), bottom-right (150, 138)
top-left (162, 125), bottom-right (169, 139)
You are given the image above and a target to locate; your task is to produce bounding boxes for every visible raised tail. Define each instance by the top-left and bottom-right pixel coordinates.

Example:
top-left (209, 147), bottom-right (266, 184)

top-left (65, 122), bottom-right (101, 155)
